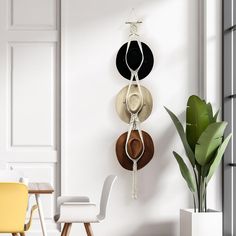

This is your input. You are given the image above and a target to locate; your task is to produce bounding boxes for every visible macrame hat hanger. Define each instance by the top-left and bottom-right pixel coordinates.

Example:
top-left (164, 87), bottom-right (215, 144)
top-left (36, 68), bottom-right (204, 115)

top-left (115, 10), bottom-right (155, 199)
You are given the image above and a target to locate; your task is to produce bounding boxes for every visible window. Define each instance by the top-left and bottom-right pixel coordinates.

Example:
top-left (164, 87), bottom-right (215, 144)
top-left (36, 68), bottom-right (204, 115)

top-left (223, 0), bottom-right (236, 235)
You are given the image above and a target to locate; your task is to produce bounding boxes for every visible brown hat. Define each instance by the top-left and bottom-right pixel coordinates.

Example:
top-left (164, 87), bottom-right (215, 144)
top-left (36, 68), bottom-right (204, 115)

top-left (116, 130), bottom-right (154, 170)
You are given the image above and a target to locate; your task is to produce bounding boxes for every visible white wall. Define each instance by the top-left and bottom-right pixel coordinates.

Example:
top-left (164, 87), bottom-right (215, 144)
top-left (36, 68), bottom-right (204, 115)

top-left (61, 0), bottom-right (221, 235)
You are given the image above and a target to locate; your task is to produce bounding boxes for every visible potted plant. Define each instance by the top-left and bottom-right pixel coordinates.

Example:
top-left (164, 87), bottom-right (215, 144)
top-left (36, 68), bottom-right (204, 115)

top-left (165, 95), bottom-right (232, 236)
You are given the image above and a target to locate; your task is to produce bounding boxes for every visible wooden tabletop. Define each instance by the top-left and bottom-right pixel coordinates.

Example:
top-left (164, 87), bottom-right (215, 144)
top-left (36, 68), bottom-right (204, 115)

top-left (28, 182), bottom-right (54, 194)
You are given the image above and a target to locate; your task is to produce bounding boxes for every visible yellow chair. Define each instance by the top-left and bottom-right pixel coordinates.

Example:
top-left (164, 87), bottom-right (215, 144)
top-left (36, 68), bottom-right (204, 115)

top-left (0, 183), bottom-right (37, 236)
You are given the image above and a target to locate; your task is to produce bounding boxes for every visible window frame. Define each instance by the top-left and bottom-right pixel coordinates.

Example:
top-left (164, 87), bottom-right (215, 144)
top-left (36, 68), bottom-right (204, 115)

top-left (223, 0), bottom-right (236, 235)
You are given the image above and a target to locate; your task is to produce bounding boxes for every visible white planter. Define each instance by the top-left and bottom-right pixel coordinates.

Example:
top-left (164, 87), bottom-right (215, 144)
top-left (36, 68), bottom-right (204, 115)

top-left (180, 209), bottom-right (222, 236)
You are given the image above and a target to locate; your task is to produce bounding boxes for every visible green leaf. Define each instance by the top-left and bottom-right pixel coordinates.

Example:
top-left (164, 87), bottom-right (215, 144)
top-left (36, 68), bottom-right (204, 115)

top-left (165, 107), bottom-right (195, 166)
top-left (206, 102), bottom-right (214, 122)
top-left (186, 95), bottom-right (212, 151)
top-left (195, 122), bottom-right (228, 166)
top-left (213, 110), bottom-right (220, 122)
top-left (206, 134), bottom-right (232, 183)
top-left (173, 151), bottom-right (196, 192)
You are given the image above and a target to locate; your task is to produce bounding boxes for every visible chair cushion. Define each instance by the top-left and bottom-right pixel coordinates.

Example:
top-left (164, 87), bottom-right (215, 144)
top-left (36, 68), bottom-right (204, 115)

top-left (57, 196), bottom-right (90, 207)
top-left (56, 203), bottom-right (98, 223)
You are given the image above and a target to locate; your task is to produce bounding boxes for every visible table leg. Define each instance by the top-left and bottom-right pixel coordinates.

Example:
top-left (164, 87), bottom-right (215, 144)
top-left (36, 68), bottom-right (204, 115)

top-left (35, 194), bottom-right (47, 236)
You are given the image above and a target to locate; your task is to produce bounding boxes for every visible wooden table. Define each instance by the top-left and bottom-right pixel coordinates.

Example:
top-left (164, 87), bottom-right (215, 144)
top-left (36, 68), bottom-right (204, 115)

top-left (28, 183), bottom-right (54, 236)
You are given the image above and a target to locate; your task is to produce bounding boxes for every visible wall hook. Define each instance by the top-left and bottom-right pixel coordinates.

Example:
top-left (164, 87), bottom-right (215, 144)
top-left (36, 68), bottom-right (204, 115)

top-left (125, 8), bottom-right (142, 37)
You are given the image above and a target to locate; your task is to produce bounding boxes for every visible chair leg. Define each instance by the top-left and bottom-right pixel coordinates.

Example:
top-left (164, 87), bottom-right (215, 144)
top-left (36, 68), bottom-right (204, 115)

top-left (20, 233), bottom-right (25, 236)
top-left (61, 223), bottom-right (72, 236)
top-left (65, 223), bottom-right (72, 236)
top-left (84, 223), bottom-right (94, 236)
top-left (61, 223), bottom-right (68, 236)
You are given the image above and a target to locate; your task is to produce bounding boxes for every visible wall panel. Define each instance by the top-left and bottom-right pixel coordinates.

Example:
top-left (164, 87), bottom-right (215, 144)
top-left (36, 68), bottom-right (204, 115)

top-left (9, 43), bottom-right (56, 147)
top-left (9, 0), bottom-right (57, 30)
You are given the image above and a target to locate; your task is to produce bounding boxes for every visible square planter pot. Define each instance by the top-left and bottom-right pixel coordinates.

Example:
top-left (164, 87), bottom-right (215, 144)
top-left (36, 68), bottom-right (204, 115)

top-left (180, 209), bottom-right (222, 236)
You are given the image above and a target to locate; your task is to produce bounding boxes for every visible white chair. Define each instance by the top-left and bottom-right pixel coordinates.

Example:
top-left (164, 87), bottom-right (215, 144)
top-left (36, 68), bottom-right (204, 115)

top-left (55, 175), bottom-right (117, 236)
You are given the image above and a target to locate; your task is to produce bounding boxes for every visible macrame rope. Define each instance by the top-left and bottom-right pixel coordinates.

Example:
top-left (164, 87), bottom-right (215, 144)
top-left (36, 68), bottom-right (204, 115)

top-left (125, 115), bottom-right (145, 199)
top-left (124, 33), bottom-right (145, 199)
top-left (132, 162), bottom-right (138, 199)
top-left (125, 37), bottom-right (144, 116)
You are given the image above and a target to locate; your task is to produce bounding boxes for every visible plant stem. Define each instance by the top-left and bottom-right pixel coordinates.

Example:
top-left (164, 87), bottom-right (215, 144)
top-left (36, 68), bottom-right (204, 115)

top-left (197, 168), bottom-right (201, 212)
top-left (204, 181), bottom-right (207, 212)
top-left (193, 167), bottom-right (200, 212)
top-left (193, 168), bottom-right (199, 188)
top-left (199, 176), bottom-right (205, 212)
top-left (192, 193), bottom-right (196, 212)
top-left (199, 176), bottom-right (202, 212)
top-left (199, 176), bottom-right (207, 212)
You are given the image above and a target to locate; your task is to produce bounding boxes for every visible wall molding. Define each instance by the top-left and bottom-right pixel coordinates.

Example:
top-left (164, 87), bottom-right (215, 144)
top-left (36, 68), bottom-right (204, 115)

top-left (7, 42), bottom-right (57, 148)
top-left (198, 0), bottom-right (222, 106)
top-left (60, 0), bottom-right (66, 195)
top-left (198, 0), bottom-right (207, 99)
top-left (0, 151), bottom-right (58, 163)
top-left (8, 0), bottom-right (58, 30)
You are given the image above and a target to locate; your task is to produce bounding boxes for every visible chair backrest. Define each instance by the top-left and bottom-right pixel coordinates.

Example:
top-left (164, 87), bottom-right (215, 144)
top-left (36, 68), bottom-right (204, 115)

top-left (0, 183), bottom-right (28, 233)
top-left (98, 175), bottom-right (117, 221)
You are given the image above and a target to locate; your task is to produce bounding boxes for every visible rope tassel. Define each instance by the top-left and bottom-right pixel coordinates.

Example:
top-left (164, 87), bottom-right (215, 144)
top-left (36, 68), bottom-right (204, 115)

top-left (132, 162), bottom-right (138, 199)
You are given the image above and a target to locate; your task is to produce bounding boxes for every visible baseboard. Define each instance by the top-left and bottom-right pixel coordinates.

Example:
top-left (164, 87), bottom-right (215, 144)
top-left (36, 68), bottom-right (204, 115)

top-left (25, 231), bottom-right (60, 236)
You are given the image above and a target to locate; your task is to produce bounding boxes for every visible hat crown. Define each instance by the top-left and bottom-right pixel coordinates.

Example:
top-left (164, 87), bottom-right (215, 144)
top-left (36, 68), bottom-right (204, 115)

top-left (126, 41), bottom-right (143, 71)
top-left (127, 93), bottom-right (143, 114)
top-left (127, 136), bottom-right (143, 159)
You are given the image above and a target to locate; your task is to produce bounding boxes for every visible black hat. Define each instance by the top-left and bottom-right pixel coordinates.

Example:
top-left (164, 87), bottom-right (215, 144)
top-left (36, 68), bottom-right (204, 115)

top-left (116, 40), bottom-right (154, 80)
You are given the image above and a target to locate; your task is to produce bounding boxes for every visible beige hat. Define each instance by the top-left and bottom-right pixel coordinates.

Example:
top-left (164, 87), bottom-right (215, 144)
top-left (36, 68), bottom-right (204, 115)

top-left (115, 84), bottom-right (153, 123)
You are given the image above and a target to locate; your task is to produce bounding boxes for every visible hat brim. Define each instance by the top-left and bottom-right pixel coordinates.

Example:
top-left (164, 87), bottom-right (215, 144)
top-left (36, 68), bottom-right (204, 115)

top-left (115, 85), bottom-right (153, 123)
top-left (115, 130), bottom-right (154, 171)
top-left (116, 41), bottom-right (154, 80)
